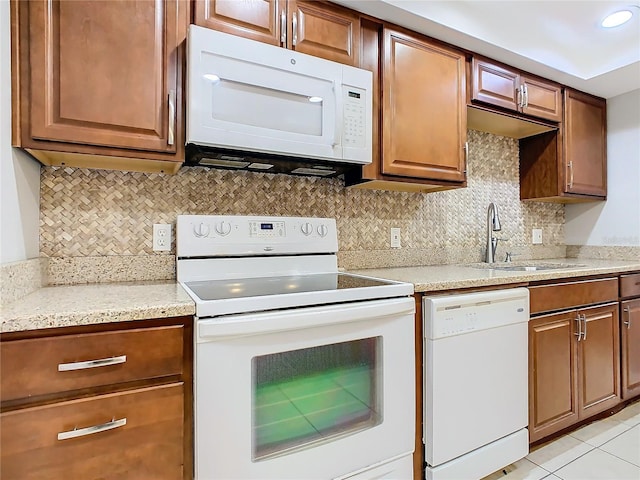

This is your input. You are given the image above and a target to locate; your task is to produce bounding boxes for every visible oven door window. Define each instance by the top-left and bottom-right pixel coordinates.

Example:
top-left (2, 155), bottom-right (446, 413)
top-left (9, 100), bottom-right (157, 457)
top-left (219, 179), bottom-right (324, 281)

top-left (252, 337), bottom-right (382, 460)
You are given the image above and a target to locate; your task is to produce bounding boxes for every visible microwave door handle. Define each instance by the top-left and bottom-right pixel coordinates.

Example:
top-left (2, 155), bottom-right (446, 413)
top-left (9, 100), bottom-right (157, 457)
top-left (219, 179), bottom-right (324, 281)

top-left (333, 82), bottom-right (342, 147)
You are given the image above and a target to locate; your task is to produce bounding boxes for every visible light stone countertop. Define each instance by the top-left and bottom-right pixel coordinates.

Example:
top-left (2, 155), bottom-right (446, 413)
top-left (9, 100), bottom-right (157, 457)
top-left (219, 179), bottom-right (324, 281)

top-left (2, 258), bottom-right (639, 334)
top-left (1, 281), bottom-right (195, 333)
top-left (351, 258), bottom-right (640, 293)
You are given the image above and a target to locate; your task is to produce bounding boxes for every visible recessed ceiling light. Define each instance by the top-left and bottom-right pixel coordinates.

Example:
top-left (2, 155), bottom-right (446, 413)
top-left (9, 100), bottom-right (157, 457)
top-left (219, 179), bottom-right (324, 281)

top-left (601, 9), bottom-right (633, 28)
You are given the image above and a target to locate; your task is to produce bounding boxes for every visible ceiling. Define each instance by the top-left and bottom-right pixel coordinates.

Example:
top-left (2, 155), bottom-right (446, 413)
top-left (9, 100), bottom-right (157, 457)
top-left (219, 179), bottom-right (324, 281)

top-left (332, 0), bottom-right (640, 99)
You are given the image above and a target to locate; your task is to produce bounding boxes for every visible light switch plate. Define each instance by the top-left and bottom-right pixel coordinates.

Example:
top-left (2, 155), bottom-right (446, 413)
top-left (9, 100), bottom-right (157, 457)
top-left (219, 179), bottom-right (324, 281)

top-left (532, 228), bottom-right (543, 244)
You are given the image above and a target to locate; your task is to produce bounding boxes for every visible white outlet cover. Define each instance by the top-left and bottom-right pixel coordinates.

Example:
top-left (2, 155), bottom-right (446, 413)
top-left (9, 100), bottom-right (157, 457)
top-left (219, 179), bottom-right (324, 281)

top-left (153, 223), bottom-right (172, 251)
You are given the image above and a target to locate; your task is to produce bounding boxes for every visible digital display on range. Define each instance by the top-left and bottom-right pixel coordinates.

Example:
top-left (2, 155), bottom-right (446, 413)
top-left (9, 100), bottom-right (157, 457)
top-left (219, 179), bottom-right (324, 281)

top-left (260, 223), bottom-right (274, 230)
top-left (348, 91), bottom-right (361, 99)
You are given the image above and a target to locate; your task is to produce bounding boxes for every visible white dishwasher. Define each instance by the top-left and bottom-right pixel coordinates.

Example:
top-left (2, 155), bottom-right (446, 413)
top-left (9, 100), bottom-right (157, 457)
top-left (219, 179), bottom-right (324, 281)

top-left (423, 287), bottom-right (530, 480)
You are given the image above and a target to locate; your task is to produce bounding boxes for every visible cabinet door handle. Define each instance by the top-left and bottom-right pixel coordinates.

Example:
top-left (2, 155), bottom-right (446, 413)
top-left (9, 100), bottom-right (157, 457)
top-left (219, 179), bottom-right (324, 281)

top-left (581, 314), bottom-right (587, 341)
top-left (574, 315), bottom-right (582, 341)
top-left (58, 355), bottom-right (127, 372)
top-left (280, 10), bottom-right (286, 46)
top-left (623, 307), bottom-right (632, 328)
top-left (568, 161), bottom-right (574, 189)
top-left (292, 12), bottom-right (298, 46)
top-left (516, 85), bottom-right (522, 108)
top-left (523, 84), bottom-right (529, 108)
top-left (463, 142), bottom-right (469, 173)
top-left (167, 90), bottom-right (176, 146)
top-left (58, 417), bottom-right (127, 441)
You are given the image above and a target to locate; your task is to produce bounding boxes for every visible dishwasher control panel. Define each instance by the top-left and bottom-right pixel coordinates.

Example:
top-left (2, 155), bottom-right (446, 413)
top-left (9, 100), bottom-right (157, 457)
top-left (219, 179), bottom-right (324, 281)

top-left (423, 288), bottom-right (530, 340)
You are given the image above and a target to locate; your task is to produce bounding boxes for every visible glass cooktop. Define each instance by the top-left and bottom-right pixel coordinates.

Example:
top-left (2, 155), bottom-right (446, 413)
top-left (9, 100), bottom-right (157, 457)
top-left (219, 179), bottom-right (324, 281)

top-left (185, 273), bottom-right (393, 302)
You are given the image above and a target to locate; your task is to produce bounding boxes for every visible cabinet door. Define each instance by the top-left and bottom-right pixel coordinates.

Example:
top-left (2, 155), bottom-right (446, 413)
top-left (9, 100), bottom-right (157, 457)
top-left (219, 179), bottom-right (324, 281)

top-left (382, 28), bottom-right (466, 182)
top-left (621, 299), bottom-right (640, 399)
top-left (577, 303), bottom-right (620, 418)
top-left (26, 0), bottom-right (182, 153)
top-left (1, 383), bottom-right (184, 480)
top-left (520, 76), bottom-right (562, 122)
top-left (193, 0), bottom-right (281, 46)
top-left (529, 311), bottom-right (579, 443)
top-left (471, 58), bottom-right (519, 112)
top-left (563, 89), bottom-right (607, 197)
top-left (288, 0), bottom-right (360, 66)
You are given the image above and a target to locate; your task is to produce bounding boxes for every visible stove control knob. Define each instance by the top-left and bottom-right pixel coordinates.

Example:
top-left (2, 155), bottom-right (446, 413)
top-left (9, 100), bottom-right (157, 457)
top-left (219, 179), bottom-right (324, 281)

top-left (317, 224), bottom-right (328, 237)
top-left (300, 222), bottom-right (313, 236)
top-left (194, 222), bottom-right (210, 238)
top-left (215, 221), bottom-right (232, 236)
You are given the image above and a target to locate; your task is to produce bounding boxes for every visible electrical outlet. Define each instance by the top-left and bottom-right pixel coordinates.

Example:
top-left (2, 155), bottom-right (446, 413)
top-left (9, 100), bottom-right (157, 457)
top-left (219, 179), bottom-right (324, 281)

top-left (153, 223), bottom-right (172, 252)
top-left (532, 228), bottom-right (543, 245)
top-left (390, 228), bottom-right (401, 248)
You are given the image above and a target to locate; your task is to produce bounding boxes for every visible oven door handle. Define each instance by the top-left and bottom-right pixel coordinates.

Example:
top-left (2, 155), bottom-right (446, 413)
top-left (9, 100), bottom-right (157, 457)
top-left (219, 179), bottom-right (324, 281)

top-left (197, 297), bottom-right (414, 339)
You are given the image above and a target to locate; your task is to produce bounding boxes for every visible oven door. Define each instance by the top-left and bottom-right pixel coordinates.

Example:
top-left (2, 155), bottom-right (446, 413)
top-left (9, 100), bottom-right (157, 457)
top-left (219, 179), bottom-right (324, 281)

top-left (194, 297), bottom-right (415, 479)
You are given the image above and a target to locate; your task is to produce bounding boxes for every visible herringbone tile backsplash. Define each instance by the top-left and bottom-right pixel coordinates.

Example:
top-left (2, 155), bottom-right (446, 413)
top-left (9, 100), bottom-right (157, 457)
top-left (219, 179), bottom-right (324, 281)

top-left (40, 130), bottom-right (565, 268)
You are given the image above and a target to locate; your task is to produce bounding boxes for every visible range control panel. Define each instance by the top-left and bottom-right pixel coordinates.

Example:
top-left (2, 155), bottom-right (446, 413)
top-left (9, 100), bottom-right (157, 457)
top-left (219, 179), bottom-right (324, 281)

top-left (177, 215), bottom-right (338, 258)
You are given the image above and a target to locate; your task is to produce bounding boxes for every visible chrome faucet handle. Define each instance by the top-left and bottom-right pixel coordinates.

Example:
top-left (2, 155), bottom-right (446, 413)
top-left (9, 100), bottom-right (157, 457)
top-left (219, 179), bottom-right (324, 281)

top-left (505, 252), bottom-right (512, 262)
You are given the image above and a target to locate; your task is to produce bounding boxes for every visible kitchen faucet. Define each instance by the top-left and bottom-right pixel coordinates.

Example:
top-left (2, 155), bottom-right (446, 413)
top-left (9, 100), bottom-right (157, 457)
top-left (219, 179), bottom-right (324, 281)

top-left (485, 202), bottom-right (502, 263)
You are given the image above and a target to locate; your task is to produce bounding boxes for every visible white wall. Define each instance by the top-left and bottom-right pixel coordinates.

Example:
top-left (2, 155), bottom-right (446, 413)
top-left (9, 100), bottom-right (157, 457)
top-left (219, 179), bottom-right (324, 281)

top-left (0, 0), bottom-right (41, 264)
top-left (565, 89), bottom-right (640, 246)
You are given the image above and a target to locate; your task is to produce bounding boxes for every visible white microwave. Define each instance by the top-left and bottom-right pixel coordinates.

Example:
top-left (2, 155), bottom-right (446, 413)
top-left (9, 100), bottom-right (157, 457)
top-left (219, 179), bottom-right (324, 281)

top-left (186, 25), bottom-right (372, 177)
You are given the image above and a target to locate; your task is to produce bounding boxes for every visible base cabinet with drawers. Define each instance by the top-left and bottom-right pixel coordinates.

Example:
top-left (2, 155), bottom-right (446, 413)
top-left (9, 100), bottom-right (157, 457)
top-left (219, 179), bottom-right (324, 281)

top-left (0, 317), bottom-right (192, 480)
top-left (620, 273), bottom-right (640, 400)
top-left (528, 278), bottom-right (620, 443)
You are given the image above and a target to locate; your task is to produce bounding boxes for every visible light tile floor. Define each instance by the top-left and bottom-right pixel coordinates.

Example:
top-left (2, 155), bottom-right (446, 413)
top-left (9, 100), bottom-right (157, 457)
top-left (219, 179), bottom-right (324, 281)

top-left (483, 399), bottom-right (640, 480)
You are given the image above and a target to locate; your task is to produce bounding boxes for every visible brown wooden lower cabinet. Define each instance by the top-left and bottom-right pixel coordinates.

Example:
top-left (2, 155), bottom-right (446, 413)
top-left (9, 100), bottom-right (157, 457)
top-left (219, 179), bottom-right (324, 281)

top-left (0, 317), bottom-right (192, 480)
top-left (529, 303), bottom-right (620, 442)
top-left (1, 383), bottom-right (184, 480)
top-left (621, 298), bottom-right (640, 399)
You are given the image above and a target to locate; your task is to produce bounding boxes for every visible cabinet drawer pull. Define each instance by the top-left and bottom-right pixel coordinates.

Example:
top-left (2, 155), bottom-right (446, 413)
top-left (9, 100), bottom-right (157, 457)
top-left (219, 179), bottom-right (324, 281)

top-left (167, 90), bottom-right (176, 146)
top-left (623, 307), bottom-right (632, 328)
top-left (58, 355), bottom-right (127, 372)
top-left (292, 12), bottom-right (298, 46)
top-left (581, 314), bottom-right (587, 341)
top-left (58, 417), bottom-right (127, 441)
top-left (574, 315), bottom-right (582, 341)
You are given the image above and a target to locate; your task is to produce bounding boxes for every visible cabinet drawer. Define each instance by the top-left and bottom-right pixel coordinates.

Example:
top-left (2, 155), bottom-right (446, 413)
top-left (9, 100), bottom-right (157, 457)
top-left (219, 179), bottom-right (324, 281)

top-left (529, 278), bottom-right (617, 315)
top-left (620, 273), bottom-right (640, 299)
top-left (1, 383), bottom-right (184, 479)
top-left (1, 325), bottom-right (183, 402)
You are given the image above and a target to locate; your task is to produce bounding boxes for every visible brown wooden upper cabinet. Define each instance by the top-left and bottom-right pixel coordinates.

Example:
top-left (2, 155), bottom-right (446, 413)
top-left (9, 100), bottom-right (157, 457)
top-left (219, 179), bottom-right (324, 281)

top-left (194, 0), bottom-right (360, 66)
top-left (11, 0), bottom-right (188, 174)
top-left (347, 23), bottom-right (467, 192)
top-left (563, 89), bottom-right (607, 197)
top-left (471, 57), bottom-right (562, 122)
top-left (519, 89), bottom-right (606, 202)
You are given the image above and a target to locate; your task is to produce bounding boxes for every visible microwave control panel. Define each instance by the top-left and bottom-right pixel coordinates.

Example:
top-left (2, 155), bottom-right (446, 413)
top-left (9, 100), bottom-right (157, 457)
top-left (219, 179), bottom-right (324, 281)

top-left (342, 86), bottom-right (366, 148)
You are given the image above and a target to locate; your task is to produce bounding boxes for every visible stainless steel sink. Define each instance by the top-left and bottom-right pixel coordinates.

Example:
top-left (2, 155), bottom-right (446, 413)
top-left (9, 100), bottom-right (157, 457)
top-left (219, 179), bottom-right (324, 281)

top-left (470, 263), bottom-right (586, 271)
top-left (491, 265), bottom-right (568, 271)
